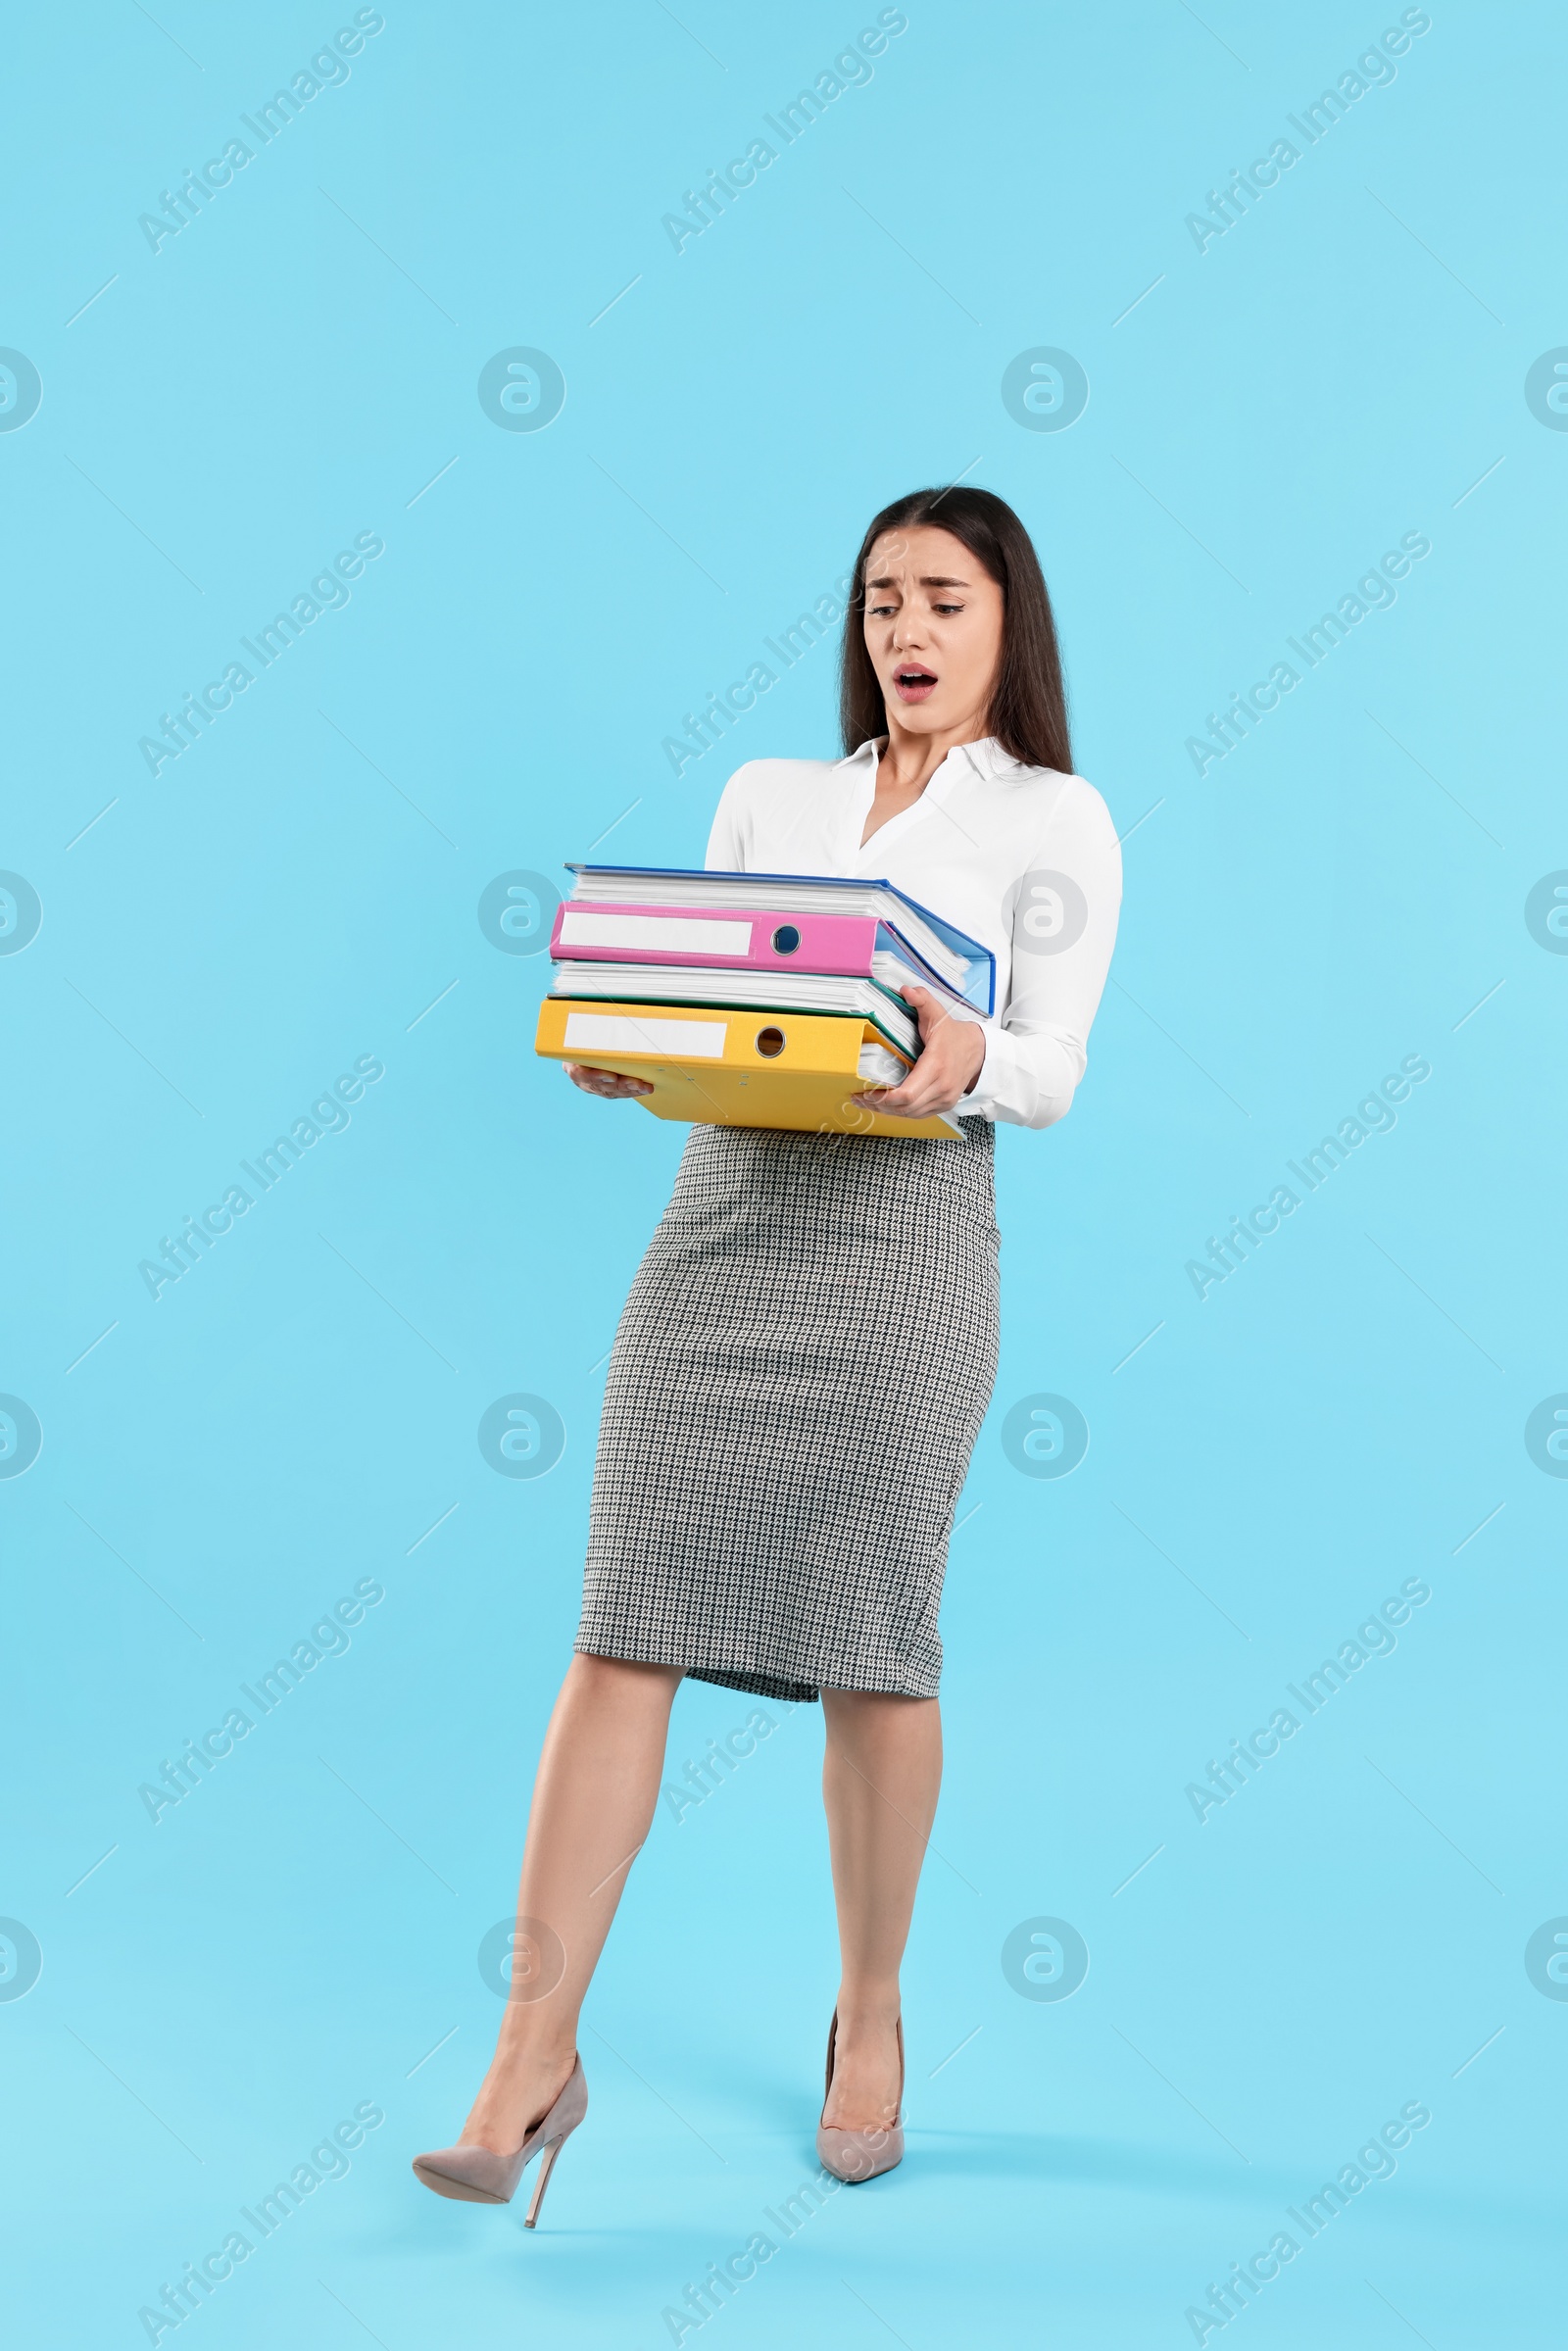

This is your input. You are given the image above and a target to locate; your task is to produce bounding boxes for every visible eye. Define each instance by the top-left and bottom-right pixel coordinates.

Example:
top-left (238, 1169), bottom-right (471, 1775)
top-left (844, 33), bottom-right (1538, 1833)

top-left (933, 601), bottom-right (963, 614)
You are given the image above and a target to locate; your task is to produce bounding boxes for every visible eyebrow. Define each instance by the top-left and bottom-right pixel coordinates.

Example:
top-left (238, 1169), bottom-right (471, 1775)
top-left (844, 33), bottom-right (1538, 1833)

top-left (864, 573), bottom-right (971, 589)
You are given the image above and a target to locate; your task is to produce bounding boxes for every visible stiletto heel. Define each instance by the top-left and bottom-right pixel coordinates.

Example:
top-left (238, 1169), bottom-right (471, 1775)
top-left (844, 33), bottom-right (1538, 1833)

top-left (523, 2135), bottom-right (566, 2229)
top-left (816, 2011), bottom-right (905, 2182)
top-left (413, 2054), bottom-right (588, 2215)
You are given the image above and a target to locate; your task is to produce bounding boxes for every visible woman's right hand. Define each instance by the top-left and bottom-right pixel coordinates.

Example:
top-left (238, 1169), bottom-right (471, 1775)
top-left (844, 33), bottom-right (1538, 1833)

top-left (564, 1062), bottom-right (654, 1100)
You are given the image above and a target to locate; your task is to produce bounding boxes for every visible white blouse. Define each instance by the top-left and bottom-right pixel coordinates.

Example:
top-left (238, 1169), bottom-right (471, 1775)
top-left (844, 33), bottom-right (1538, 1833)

top-left (705, 736), bottom-right (1122, 1131)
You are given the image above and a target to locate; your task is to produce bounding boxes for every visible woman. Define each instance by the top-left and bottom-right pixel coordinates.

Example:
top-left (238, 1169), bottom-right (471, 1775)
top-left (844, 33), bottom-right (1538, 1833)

top-left (414, 486), bottom-right (1121, 2219)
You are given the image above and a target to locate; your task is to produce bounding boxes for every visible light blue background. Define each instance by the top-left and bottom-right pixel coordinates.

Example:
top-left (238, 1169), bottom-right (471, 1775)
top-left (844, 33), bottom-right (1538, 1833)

top-left (4, 2), bottom-right (1563, 2344)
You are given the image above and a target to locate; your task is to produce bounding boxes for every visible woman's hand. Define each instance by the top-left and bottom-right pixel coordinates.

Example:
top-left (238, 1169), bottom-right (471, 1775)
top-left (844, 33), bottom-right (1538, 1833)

top-left (564, 1062), bottom-right (654, 1099)
top-left (852, 985), bottom-right (986, 1118)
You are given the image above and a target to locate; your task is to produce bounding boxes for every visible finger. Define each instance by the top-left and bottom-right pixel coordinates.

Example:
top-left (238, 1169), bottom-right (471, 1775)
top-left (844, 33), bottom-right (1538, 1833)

top-left (885, 1068), bottom-right (963, 1110)
top-left (567, 1064), bottom-right (652, 1096)
top-left (853, 1085), bottom-right (944, 1118)
top-left (857, 1056), bottom-right (947, 1109)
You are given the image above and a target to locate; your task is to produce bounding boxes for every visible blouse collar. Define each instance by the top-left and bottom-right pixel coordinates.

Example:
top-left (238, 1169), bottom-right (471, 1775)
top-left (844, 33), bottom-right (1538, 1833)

top-left (841, 734), bottom-right (1027, 780)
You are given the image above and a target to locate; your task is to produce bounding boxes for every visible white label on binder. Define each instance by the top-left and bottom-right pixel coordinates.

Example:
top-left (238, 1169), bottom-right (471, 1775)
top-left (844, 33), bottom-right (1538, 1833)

top-left (564, 1012), bottom-right (728, 1058)
top-left (559, 910), bottom-right (753, 955)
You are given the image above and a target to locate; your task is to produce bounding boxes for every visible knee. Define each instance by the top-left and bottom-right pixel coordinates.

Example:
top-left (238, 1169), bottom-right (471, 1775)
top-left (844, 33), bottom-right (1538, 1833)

top-left (571, 1652), bottom-right (682, 1702)
top-left (821, 1687), bottom-right (941, 1750)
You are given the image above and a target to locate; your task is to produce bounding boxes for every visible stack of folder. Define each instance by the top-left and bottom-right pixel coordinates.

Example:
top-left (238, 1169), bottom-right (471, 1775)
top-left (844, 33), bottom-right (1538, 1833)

top-left (534, 862), bottom-right (996, 1141)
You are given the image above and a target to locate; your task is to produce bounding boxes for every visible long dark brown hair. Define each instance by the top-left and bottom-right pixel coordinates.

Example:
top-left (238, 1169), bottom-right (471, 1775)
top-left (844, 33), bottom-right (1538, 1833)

top-left (838, 486), bottom-right (1073, 773)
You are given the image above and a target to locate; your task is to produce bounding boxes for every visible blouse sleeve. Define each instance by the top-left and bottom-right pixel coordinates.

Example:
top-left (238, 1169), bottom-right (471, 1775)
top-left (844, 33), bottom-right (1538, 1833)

top-left (705, 764), bottom-right (753, 871)
top-left (956, 776), bottom-right (1123, 1131)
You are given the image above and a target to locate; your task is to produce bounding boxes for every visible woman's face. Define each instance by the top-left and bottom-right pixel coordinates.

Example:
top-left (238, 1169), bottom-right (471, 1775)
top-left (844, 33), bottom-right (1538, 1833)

top-left (861, 523), bottom-right (1004, 740)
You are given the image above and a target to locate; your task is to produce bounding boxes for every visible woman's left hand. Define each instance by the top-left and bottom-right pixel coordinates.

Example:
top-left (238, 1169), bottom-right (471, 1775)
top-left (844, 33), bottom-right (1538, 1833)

top-left (852, 985), bottom-right (986, 1119)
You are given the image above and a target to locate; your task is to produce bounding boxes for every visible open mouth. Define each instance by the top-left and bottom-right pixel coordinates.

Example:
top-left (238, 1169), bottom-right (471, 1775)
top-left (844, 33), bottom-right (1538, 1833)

top-left (894, 665), bottom-right (938, 702)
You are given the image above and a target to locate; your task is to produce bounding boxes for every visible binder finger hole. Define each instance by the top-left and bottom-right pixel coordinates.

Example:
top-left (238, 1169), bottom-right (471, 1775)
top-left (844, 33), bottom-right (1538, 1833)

top-left (755, 1025), bottom-right (786, 1057)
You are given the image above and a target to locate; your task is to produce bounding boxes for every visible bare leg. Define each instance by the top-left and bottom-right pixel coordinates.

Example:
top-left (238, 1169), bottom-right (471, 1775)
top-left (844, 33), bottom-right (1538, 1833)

top-left (819, 1688), bottom-right (942, 2131)
top-left (459, 1653), bottom-right (681, 2154)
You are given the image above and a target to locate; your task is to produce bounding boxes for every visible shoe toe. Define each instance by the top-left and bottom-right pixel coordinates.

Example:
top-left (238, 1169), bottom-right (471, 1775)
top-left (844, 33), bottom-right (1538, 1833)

top-left (816, 2125), bottom-right (904, 2183)
top-left (412, 2149), bottom-right (512, 2203)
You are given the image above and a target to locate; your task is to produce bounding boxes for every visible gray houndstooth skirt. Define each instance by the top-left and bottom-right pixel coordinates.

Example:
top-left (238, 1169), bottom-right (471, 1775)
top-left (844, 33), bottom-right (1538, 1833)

top-left (575, 1116), bottom-right (1001, 1701)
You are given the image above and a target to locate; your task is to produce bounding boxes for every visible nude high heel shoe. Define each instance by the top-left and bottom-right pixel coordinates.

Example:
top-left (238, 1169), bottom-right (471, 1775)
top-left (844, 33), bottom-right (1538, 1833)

top-left (815, 2013), bottom-right (905, 2182)
top-left (413, 2054), bottom-right (588, 2226)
